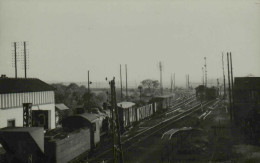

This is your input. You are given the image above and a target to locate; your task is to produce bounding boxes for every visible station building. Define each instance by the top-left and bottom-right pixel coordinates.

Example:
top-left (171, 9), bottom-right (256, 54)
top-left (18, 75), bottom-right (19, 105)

top-left (0, 77), bottom-right (56, 129)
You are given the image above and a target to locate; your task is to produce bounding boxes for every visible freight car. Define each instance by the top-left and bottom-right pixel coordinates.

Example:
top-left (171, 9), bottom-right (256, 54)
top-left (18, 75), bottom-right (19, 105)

top-left (0, 111), bottom-right (109, 163)
top-left (195, 85), bottom-right (218, 100)
top-left (117, 102), bottom-right (155, 131)
top-left (150, 95), bottom-right (173, 111)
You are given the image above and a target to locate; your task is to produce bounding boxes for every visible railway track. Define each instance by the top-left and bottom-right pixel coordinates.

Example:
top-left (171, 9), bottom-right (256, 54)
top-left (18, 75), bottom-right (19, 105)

top-left (87, 99), bottom-right (217, 163)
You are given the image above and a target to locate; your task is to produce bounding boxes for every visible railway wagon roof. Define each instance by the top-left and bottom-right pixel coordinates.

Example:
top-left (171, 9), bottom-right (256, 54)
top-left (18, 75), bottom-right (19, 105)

top-left (77, 113), bottom-right (100, 122)
top-left (55, 103), bottom-right (70, 111)
top-left (117, 101), bottom-right (135, 109)
top-left (154, 94), bottom-right (173, 98)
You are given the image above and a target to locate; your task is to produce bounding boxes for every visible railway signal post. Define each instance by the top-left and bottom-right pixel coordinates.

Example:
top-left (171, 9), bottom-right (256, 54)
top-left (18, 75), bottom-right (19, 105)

top-left (110, 77), bottom-right (124, 163)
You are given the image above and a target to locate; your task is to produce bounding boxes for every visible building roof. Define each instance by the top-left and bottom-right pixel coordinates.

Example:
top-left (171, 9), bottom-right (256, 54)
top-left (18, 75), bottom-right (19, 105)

top-left (55, 103), bottom-right (70, 111)
top-left (117, 102), bottom-right (135, 109)
top-left (234, 77), bottom-right (260, 90)
top-left (0, 77), bottom-right (54, 94)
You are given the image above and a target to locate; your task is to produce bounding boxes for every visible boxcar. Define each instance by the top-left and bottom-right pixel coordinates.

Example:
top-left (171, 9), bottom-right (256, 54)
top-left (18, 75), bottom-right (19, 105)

top-left (117, 102), bottom-right (136, 129)
top-left (136, 103), bottom-right (153, 121)
top-left (44, 128), bottom-right (91, 163)
top-left (150, 95), bottom-right (173, 111)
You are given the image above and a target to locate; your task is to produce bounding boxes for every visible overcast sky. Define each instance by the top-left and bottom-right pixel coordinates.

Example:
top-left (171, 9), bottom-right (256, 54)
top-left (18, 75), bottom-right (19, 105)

top-left (0, 0), bottom-right (259, 87)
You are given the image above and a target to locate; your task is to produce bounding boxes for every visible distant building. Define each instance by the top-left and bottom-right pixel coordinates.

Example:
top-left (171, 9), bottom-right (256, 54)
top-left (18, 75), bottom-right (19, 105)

top-left (233, 77), bottom-right (260, 143)
top-left (0, 77), bottom-right (55, 129)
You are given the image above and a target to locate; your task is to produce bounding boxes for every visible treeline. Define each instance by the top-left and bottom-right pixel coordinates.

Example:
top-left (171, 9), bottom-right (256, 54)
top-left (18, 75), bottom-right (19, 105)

top-left (51, 83), bottom-right (107, 110)
top-left (51, 83), bottom-right (144, 110)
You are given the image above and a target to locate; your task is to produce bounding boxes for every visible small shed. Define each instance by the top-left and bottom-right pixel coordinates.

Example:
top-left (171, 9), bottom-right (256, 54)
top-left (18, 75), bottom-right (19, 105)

top-left (117, 102), bottom-right (136, 130)
top-left (55, 103), bottom-right (71, 126)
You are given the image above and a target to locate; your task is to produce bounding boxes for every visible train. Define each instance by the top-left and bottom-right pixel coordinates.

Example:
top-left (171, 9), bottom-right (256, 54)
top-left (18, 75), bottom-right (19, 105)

top-left (195, 85), bottom-right (219, 100)
top-left (0, 95), bottom-right (174, 163)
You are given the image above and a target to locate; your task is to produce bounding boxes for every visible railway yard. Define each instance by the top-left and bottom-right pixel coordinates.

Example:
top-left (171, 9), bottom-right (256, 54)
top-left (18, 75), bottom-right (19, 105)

top-left (67, 92), bottom-right (225, 163)
top-left (1, 85), bottom-right (260, 163)
top-left (71, 90), bottom-right (260, 163)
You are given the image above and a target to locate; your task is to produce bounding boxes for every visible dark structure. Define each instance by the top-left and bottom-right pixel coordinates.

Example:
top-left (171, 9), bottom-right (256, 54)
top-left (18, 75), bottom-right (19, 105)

top-left (195, 85), bottom-right (218, 100)
top-left (150, 94), bottom-right (173, 111)
top-left (55, 103), bottom-right (71, 126)
top-left (233, 77), bottom-right (260, 143)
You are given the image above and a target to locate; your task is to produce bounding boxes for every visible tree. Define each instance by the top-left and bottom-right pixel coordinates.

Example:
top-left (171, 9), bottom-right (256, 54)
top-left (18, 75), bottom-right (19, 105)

top-left (141, 79), bottom-right (153, 92)
top-left (152, 80), bottom-right (159, 91)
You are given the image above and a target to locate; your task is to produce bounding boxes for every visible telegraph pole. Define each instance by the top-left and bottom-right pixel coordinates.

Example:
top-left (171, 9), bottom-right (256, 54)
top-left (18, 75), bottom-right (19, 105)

top-left (230, 52), bottom-right (234, 115)
top-left (159, 61), bottom-right (163, 95)
top-left (125, 64), bottom-right (128, 101)
top-left (217, 78), bottom-right (219, 96)
top-left (173, 73), bottom-right (175, 90)
top-left (204, 57), bottom-right (207, 87)
top-left (227, 53), bottom-right (232, 121)
top-left (170, 74), bottom-right (173, 93)
top-left (188, 74), bottom-right (190, 90)
top-left (24, 42), bottom-right (27, 78)
top-left (88, 70), bottom-right (90, 93)
top-left (202, 67), bottom-right (204, 86)
top-left (14, 42), bottom-right (18, 78)
top-left (222, 52), bottom-right (226, 99)
top-left (120, 64), bottom-right (123, 101)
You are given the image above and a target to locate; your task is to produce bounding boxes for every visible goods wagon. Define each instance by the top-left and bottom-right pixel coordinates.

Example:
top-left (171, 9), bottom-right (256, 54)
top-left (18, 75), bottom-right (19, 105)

top-left (150, 95), bottom-right (173, 111)
top-left (0, 111), bottom-right (109, 163)
top-left (195, 85), bottom-right (218, 100)
top-left (44, 128), bottom-right (91, 163)
top-left (117, 102), bottom-right (136, 129)
top-left (136, 103), bottom-right (153, 121)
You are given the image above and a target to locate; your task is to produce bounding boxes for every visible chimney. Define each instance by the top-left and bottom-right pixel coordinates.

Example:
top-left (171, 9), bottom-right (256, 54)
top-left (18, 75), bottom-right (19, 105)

top-left (1, 74), bottom-right (7, 78)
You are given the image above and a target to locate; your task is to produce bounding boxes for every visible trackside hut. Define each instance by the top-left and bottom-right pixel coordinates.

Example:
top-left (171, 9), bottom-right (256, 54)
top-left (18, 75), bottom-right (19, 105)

top-left (0, 77), bottom-right (55, 129)
top-left (117, 102), bottom-right (136, 128)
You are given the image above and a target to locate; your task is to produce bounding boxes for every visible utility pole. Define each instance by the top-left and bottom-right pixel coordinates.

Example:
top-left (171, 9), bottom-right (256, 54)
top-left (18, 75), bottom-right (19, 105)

top-left (125, 65), bottom-right (127, 100)
top-left (120, 64), bottom-right (123, 101)
top-left (186, 75), bottom-right (188, 89)
top-left (159, 61), bottom-right (163, 95)
top-left (217, 78), bottom-right (219, 96)
top-left (202, 67), bottom-right (204, 86)
top-left (204, 57), bottom-right (207, 87)
top-left (24, 42), bottom-right (27, 78)
top-left (88, 70), bottom-right (90, 93)
top-left (170, 74), bottom-right (173, 93)
top-left (222, 52), bottom-right (226, 99)
top-left (173, 73), bottom-right (175, 90)
top-left (188, 74), bottom-right (190, 90)
top-left (227, 53), bottom-right (232, 121)
top-left (14, 42), bottom-right (18, 78)
top-left (230, 52), bottom-right (234, 117)
top-left (110, 78), bottom-right (124, 163)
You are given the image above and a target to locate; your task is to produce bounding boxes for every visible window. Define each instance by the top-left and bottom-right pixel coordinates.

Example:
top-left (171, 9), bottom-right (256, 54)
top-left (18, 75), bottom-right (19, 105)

top-left (7, 119), bottom-right (15, 127)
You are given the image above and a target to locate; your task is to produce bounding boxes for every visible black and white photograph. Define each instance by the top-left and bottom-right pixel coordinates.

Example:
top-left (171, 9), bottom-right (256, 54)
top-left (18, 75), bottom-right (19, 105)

top-left (0, 0), bottom-right (260, 162)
